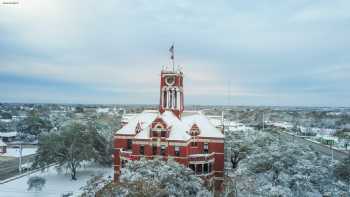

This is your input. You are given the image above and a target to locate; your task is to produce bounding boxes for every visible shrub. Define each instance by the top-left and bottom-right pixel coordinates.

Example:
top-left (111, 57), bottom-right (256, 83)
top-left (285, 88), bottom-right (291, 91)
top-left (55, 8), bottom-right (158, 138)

top-left (27, 176), bottom-right (46, 191)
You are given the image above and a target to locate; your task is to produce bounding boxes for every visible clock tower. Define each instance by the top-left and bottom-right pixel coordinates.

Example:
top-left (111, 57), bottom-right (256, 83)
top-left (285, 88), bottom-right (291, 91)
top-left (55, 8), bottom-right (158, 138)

top-left (159, 68), bottom-right (184, 118)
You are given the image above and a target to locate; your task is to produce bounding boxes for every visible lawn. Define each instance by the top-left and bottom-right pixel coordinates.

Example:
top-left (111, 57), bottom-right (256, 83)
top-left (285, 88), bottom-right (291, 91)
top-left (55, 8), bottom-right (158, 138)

top-left (0, 163), bottom-right (113, 197)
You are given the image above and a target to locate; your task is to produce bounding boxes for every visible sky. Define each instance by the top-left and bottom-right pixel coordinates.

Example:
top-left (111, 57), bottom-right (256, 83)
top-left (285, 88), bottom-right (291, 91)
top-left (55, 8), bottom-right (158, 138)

top-left (0, 0), bottom-right (350, 106)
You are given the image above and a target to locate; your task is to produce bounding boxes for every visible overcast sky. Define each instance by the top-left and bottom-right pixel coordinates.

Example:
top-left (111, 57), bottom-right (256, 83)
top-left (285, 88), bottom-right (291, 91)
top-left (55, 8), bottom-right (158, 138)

top-left (1, 0), bottom-right (350, 106)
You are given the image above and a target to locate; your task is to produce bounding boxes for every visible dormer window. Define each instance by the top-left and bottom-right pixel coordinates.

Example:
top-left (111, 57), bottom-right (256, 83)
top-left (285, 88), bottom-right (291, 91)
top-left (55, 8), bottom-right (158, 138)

top-left (161, 131), bottom-right (166, 137)
top-left (189, 124), bottom-right (200, 136)
top-left (135, 122), bottom-right (142, 134)
top-left (155, 124), bottom-right (163, 131)
top-left (151, 122), bottom-right (168, 138)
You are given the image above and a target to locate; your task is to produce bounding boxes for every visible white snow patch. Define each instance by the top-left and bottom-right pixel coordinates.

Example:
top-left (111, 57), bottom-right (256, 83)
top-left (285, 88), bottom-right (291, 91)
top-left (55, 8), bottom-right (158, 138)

top-left (0, 131), bottom-right (18, 138)
top-left (0, 148), bottom-right (37, 157)
top-left (0, 164), bottom-right (113, 197)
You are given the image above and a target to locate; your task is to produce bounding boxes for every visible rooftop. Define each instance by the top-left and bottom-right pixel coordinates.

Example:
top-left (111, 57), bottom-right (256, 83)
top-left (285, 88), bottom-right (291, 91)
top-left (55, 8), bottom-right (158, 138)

top-left (0, 132), bottom-right (18, 138)
top-left (116, 110), bottom-right (224, 141)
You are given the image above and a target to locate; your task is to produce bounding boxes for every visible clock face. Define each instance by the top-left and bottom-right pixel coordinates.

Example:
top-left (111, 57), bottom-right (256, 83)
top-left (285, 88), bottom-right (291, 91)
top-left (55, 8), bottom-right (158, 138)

top-left (165, 76), bottom-right (175, 86)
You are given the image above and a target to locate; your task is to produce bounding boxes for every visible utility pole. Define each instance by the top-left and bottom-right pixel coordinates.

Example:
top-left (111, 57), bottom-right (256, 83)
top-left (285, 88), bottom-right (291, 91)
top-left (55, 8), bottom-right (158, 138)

top-left (331, 143), bottom-right (334, 162)
top-left (262, 111), bottom-right (265, 131)
top-left (19, 143), bottom-right (22, 174)
top-left (227, 81), bottom-right (231, 107)
top-left (293, 132), bottom-right (295, 143)
top-left (222, 110), bottom-right (225, 134)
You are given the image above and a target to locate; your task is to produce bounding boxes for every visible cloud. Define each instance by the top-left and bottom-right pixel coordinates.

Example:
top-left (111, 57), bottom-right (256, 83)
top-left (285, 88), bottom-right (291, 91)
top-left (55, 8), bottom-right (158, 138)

top-left (1, 0), bottom-right (350, 106)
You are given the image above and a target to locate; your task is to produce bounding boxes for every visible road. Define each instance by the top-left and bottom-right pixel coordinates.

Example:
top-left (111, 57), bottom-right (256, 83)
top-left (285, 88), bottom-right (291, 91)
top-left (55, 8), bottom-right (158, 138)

top-left (277, 130), bottom-right (349, 161)
top-left (0, 154), bottom-right (36, 181)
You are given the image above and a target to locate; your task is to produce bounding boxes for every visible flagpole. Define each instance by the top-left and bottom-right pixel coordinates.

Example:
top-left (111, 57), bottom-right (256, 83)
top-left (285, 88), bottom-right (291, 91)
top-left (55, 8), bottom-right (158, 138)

top-left (169, 43), bottom-right (175, 71)
top-left (172, 56), bottom-right (175, 71)
top-left (172, 43), bottom-right (175, 71)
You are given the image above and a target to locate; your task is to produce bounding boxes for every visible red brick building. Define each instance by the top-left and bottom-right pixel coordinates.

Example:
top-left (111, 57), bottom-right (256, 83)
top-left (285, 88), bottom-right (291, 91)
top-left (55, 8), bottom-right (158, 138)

top-left (113, 66), bottom-right (225, 188)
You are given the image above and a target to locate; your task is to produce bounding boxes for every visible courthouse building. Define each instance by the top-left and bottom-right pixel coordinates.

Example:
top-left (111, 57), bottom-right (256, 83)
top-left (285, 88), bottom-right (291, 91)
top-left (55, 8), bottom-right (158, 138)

top-left (113, 63), bottom-right (225, 188)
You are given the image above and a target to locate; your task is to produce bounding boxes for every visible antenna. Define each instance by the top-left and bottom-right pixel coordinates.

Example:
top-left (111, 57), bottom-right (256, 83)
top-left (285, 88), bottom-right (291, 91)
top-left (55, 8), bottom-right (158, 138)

top-left (227, 80), bottom-right (231, 107)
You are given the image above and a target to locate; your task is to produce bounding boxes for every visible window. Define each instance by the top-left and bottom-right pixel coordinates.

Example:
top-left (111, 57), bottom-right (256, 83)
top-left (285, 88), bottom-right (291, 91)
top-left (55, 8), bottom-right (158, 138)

top-left (121, 160), bottom-right (127, 168)
top-left (140, 145), bottom-right (144, 155)
top-left (161, 131), bottom-right (166, 137)
top-left (196, 164), bottom-right (203, 174)
top-left (152, 131), bottom-right (159, 137)
top-left (160, 145), bottom-right (166, 156)
top-left (127, 139), bottom-right (132, 150)
top-left (191, 141), bottom-right (197, 147)
top-left (189, 164), bottom-right (195, 171)
top-left (203, 163), bottom-right (208, 174)
top-left (203, 143), bottom-right (209, 154)
top-left (174, 146), bottom-right (180, 156)
top-left (152, 145), bottom-right (157, 155)
top-left (163, 92), bottom-right (167, 108)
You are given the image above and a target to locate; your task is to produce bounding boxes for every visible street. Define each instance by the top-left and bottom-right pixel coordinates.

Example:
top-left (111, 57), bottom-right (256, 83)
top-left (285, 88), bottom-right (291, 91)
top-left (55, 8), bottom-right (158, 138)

top-left (0, 154), bottom-right (36, 181)
top-left (278, 131), bottom-right (349, 161)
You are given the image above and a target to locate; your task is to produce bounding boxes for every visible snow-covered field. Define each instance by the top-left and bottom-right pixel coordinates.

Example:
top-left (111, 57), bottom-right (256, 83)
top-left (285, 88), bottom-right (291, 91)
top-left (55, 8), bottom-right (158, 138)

top-left (227, 121), bottom-right (253, 131)
top-left (0, 148), bottom-right (37, 158)
top-left (0, 164), bottom-right (113, 197)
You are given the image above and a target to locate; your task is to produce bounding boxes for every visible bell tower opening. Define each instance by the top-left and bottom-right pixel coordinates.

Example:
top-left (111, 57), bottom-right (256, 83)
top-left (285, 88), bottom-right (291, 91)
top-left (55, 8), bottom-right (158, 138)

top-left (159, 68), bottom-right (184, 118)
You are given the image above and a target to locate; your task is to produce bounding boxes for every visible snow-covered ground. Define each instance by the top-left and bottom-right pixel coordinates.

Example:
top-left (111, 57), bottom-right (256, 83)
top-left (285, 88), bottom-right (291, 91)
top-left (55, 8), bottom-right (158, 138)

top-left (265, 121), bottom-right (293, 129)
top-left (266, 121), bottom-right (349, 150)
top-left (0, 164), bottom-right (113, 197)
top-left (0, 148), bottom-right (37, 157)
top-left (299, 126), bottom-right (336, 136)
top-left (227, 121), bottom-right (253, 131)
top-left (207, 116), bottom-right (253, 132)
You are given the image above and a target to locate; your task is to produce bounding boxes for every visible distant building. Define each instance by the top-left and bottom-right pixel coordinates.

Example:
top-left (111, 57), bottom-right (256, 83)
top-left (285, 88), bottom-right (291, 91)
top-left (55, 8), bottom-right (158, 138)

top-left (0, 140), bottom-right (7, 154)
top-left (317, 135), bottom-right (338, 145)
top-left (113, 66), bottom-right (225, 189)
top-left (0, 132), bottom-right (18, 142)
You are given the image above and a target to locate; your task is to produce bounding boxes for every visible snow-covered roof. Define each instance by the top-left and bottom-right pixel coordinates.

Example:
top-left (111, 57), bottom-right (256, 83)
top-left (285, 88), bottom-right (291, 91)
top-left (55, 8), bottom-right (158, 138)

top-left (182, 113), bottom-right (224, 138)
top-left (0, 119), bottom-right (12, 123)
top-left (207, 117), bottom-right (222, 127)
top-left (0, 132), bottom-right (18, 138)
top-left (1, 148), bottom-right (37, 157)
top-left (117, 110), bottom-right (224, 141)
top-left (117, 110), bottom-right (158, 135)
top-left (131, 111), bottom-right (191, 141)
top-left (160, 111), bottom-right (191, 141)
top-left (0, 140), bottom-right (7, 147)
top-left (121, 113), bottom-right (138, 123)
